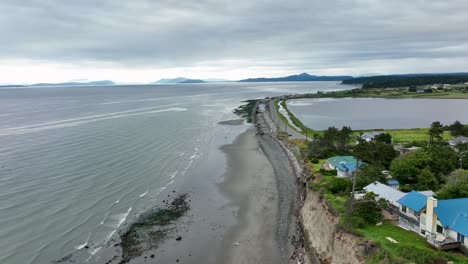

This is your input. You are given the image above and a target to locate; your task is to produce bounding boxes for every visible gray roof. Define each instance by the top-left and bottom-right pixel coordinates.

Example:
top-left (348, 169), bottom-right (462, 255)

top-left (363, 181), bottom-right (406, 206)
top-left (449, 136), bottom-right (468, 145)
top-left (360, 131), bottom-right (384, 139)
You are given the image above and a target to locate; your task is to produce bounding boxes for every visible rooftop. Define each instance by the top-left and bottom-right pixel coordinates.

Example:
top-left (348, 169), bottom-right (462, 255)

top-left (435, 198), bottom-right (468, 237)
top-left (387, 180), bottom-right (399, 185)
top-left (364, 181), bottom-right (405, 206)
top-left (397, 190), bottom-right (432, 213)
top-left (360, 131), bottom-right (384, 139)
top-left (327, 156), bottom-right (358, 168)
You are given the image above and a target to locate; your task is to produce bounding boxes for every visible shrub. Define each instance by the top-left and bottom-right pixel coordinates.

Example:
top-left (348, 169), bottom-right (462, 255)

top-left (327, 177), bottom-right (352, 194)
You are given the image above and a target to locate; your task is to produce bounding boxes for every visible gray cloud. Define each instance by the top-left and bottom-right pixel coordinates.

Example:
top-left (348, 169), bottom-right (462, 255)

top-left (1, 0), bottom-right (468, 75)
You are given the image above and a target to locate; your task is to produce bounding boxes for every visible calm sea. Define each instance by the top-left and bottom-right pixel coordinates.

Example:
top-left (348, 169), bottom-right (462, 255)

top-left (0, 82), bottom-right (346, 264)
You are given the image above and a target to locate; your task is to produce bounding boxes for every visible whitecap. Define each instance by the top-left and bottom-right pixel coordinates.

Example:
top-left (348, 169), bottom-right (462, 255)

top-left (75, 242), bottom-right (88, 250)
top-left (139, 190), bottom-right (148, 197)
top-left (116, 207), bottom-right (132, 228)
top-left (89, 247), bottom-right (102, 256)
top-left (104, 230), bottom-right (117, 244)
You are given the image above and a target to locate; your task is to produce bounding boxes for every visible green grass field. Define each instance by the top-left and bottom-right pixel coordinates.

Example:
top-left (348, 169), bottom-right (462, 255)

top-left (360, 222), bottom-right (468, 263)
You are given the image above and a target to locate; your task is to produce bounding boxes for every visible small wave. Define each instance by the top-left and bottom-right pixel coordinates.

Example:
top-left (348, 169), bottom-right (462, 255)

top-left (116, 207), bottom-right (132, 228)
top-left (75, 242), bottom-right (88, 250)
top-left (178, 152), bottom-right (185, 157)
top-left (189, 154), bottom-right (197, 160)
top-left (169, 171), bottom-right (178, 179)
top-left (104, 230), bottom-right (117, 244)
top-left (89, 247), bottom-right (102, 256)
top-left (114, 199), bottom-right (120, 204)
top-left (139, 190), bottom-right (148, 197)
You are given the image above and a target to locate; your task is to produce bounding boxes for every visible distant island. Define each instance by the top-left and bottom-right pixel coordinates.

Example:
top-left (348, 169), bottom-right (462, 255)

top-left (238, 72), bottom-right (353, 82)
top-left (0, 80), bottom-right (115, 88)
top-left (154, 77), bottom-right (220, 84)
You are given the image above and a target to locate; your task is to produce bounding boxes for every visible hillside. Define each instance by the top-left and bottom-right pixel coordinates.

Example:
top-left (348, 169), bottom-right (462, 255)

top-left (239, 73), bottom-right (353, 82)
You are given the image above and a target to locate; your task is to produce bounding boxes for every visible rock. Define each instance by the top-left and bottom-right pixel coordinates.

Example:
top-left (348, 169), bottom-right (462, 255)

top-left (150, 254), bottom-right (155, 258)
top-left (176, 259), bottom-right (179, 262)
top-left (84, 245), bottom-right (89, 249)
top-left (176, 236), bottom-right (182, 241)
top-left (235, 242), bottom-right (239, 246)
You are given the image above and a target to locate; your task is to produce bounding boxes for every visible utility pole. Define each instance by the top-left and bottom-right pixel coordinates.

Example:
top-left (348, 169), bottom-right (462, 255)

top-left (349, 157), bottom-right (359, 227)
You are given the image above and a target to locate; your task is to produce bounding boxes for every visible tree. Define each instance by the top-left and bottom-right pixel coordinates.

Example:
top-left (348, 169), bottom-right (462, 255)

top-left (428, 121), bottom-right (444, 145)
top-left (337, 126), bottom-right (353, 151)
top-left (449, 120), bottom-right (466, 137)
top-left (355, 164), bottom-right (387, 190)
top-left (353, 140), bottom-right (398, 168)
top-left (425, 145), bottom-right (458, 182)
top-left (455, 142), bottom-right (468, 169)
top-left (323, 126), bottom-right (339, 148)
top-left (445, 169), bottom-right (468, 185)
top-left (416, 168), bottom-right (439, 191)
top-left (374, 133), bottom-right (392, 144)
top-left (327, 177), bottom-right (352, 195)
top-left (348, 193), bottom-right (383, 228)
top-left (437, 178), bottom-right (468, 199)
top-left (390, 150), bottom-right (431, 184)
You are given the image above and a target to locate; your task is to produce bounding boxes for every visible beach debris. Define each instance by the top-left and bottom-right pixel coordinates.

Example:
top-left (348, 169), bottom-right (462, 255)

top-left (386, 237), bottom-right (398, 243)
top-left (376, 222), bottom-right (382, 226)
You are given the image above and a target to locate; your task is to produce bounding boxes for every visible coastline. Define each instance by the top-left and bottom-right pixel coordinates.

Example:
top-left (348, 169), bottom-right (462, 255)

top-left (217, 100), bottom-right (308, 263)
top-left (104, 101), bottom-right (307, 264)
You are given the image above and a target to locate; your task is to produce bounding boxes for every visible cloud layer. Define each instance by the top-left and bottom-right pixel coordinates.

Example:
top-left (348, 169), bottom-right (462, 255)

top-left (1, 0), bottom-right (468, 83)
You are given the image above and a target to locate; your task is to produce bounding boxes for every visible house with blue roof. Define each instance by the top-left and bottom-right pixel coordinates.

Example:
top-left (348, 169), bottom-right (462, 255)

top-left (326, 156), bottom-right (363, 178)
top-left (397, 191), bottom-right (468, 250)
top-left (397, 190), bottom-right (431, 233)
top-left (422, 197), bottom-right (468, 250)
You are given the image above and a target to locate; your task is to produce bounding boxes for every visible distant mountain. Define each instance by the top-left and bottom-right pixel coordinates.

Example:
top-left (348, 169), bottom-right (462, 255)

top-left (155, 77), bottom-right (191, 84)
top-left (30, 80), bottom-right (115, 87)
top-left (154, 77), bottom-right (224, 84)
top-left (179, 79), bottom-right (206, 84)
top-left (238, 73), bottom-right (354, 82)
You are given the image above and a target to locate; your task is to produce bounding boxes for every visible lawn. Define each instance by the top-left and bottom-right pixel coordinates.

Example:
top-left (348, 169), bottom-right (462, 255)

top-left (385, 129), bottom-right (452, 143)
top-left (360, 222), bottom-right (468, 263)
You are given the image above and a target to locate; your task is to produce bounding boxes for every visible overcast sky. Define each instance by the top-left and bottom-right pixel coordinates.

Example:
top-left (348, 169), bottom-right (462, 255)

top-left (1, 0), bottom-right (468, 84)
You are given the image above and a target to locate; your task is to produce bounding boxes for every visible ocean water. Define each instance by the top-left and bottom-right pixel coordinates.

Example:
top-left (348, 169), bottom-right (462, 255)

top-left (0, 82), bottom-right (346, 264)
top-left (287, 97), bottom-right (468, 130)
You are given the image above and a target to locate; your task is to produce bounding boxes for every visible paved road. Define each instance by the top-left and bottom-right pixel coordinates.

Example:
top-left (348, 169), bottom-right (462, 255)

top-left (267, 99), bottom-right (307, 140)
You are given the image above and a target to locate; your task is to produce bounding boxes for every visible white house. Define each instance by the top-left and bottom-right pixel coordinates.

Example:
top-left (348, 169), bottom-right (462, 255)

top-left (397, 191), bottom-right (468, 251)
top-left (360, 131), bottom-right (384, 142)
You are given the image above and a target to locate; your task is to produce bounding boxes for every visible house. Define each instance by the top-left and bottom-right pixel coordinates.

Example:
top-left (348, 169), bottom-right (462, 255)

top-left (448, 136), bottom-right (468, 147)
top-left (396, 191), bottom-right (468, 251)
top-left (387, 180), bottom-right (400, 190)
top-left (360, 131), bottom-right (384, 142)
top-left (326, 156), bottom-right (361, 178)
top-left (397, 190), bottom-right (433, 233)
top-left (420, 197), bottom-right (468, 251)
top-left (363, 181), bottom-right (405, 209)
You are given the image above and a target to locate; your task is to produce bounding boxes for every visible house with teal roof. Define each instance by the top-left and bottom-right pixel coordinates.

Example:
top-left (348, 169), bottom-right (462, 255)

top-left (326, 156), bottom-right (362, 178)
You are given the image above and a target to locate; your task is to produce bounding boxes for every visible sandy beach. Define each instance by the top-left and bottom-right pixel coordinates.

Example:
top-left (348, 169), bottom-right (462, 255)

top-left (217, 107), bottom-right (299, 263)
